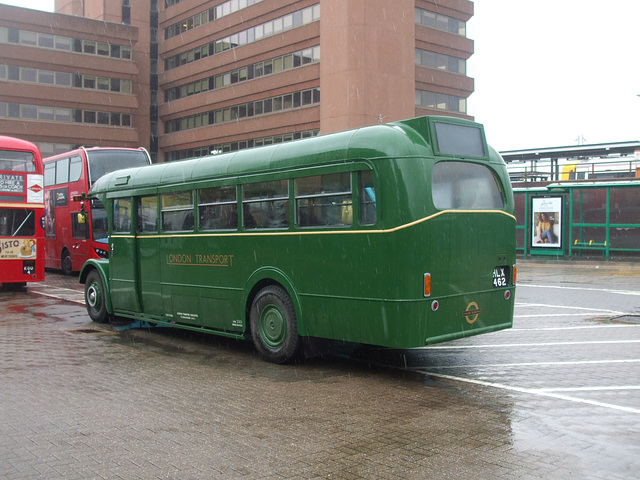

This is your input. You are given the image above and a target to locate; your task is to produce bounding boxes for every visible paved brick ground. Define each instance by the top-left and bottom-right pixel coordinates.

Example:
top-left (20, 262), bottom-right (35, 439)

top-left (0, 261), bottom-right (638, 479)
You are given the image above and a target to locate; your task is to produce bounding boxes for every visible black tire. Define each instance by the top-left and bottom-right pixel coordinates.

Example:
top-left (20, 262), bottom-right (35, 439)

top-left (249, 285), bottom-right (301, 364)
top-left (61, 249), bottom-right (73, 276)
top-left (85, 270), bottom-right (109, 323)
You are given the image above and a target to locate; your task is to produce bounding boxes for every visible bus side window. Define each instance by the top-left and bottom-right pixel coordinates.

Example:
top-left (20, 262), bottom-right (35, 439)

top-left (161, 191), bottom-right (194, 232)
top-left (358, 171), bottom-right (376, 225)
top-left (243, 180), bottom-right (289, 230)
top-left (69, 155), bottom-right (83, 182)
top-left (295, 173), bottom-right (352, 228)
top-left (55, 157), bottom-right (69, 184)
top-left (198, 186), bottom-right (237, 231)
top-left (44, 162), bottom-right (56, 186)
top-left (113, 198), bottom-right (132, 233)
top-left (136, 195), bottom-right (158, 233)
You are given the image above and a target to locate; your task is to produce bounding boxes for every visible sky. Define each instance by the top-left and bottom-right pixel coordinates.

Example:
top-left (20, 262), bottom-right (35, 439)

top-left (2, 0), bottom-right (639, 151)
top-left (467, 1), bottom-right (640, 150)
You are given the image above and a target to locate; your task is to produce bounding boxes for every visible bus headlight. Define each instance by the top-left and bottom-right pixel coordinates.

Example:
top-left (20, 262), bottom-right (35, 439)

top-left (94, 247), bottom-right (109, 259)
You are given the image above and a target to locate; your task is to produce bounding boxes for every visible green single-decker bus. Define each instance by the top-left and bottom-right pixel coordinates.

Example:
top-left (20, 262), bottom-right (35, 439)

top-left (80, 115), bottom-right (516, 363)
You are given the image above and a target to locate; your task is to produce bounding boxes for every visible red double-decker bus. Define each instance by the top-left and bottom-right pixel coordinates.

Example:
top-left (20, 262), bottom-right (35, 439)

top-left (0, 136), bottom-right (45, 287)
top-left (43, 147), bottom-right (151, 275)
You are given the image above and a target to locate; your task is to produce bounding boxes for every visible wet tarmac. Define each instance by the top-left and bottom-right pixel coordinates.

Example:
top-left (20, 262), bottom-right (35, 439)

top-left (1, 260), bottom-right (639, 479)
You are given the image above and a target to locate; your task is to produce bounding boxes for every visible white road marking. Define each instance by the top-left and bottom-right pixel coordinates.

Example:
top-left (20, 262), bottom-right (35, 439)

top-left (538, 386), bottom-right (640, 392)
top-left (423, 371), bottom-right (640, 414)
top-left (519, 283), bottom-right (640, 296)
top-left (429, 359), bottom-right (640, 369)
top-left (516, 302), bottom-right (621, 311)
top-left (510, 325), bottom-right (639, 332)
top-left (28, 285), bottom-right (84, 304)
top-left (515, 302), bottom-right (628, 316)
top-left (422, 339), bottom-right (640, 349)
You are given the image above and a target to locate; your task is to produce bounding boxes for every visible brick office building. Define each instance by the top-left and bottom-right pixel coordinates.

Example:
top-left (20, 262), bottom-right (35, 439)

top-left (0, 3), bottom-right (151, 158)
top-left (1, 0), bottom-right (474, 163)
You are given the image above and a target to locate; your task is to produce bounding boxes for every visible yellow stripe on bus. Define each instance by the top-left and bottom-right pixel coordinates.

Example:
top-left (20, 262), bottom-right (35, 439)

top-left (111, 210), bottom-right (516, 239)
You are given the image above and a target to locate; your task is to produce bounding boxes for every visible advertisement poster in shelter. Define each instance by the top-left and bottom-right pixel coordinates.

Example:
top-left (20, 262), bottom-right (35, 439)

top-left (532, 197), bottom-right (562, 248)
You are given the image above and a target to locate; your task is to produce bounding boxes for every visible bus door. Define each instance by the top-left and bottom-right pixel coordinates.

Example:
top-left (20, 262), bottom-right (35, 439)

top-left (109, 197), bottom-right (141, 312)
top-left (135, 195), bottom-right (162, 316)
top-left (70, 208), bottom-right (90, 270)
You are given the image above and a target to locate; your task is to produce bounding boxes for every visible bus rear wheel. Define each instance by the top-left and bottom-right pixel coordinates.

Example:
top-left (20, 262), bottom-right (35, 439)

top-left (61, 249), bottom-right (73, 276)
top-left (250, 285), bottom-right (301, 364)
top-left (85, 270), bottom-right (109, 323)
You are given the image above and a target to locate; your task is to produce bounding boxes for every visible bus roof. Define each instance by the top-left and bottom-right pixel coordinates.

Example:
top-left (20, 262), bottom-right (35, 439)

top-left (43, 146), bottom-right (147, 163)
top-left (0, 135), bottom-right (41, 158)
top-left (90, 116), bottom-right (490, 194)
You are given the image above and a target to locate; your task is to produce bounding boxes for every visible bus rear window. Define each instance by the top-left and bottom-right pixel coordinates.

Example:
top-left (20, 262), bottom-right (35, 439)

top-left (0, 150), bottom-right (35, 172)
top-left (0, 208), bottom-right (36, 236)
top-left (432, 162), bottom-right (504, 210)
top-left (434, 122), bottom-right (485, 158)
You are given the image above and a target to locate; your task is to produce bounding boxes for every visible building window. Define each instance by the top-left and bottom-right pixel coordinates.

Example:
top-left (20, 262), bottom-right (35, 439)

top-left (164, 4), bottom-right (319, 71)
top-left (415, 89), bottom-right (466, 114)
top-left (0, 27), bottom-right (133, 60)
top-left (164, 88), bottom-right (320, 134)
top-left (122, 1), bottom-right (131, 25)
top-left (415, 48), bottom-right (466, 75)
top-left (0, 102), bottom-right (133, 127)
top-left (1, 63), bottom-right (132, 94)
top-left (415, 8), bottom-right (466, 36)
top-left (164, 129), bottom-right (319, 162)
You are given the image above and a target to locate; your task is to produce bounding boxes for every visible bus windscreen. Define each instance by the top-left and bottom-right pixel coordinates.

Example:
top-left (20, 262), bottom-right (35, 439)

top-left (87, 150), bottom-right (150, 185)
top-left (434, 122), bottom-right (485, 158)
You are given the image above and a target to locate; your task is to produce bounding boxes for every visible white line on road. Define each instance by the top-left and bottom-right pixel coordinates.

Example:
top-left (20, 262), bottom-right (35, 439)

top-left (28, 286), bottom-right (84, 304)
top-left (518, 283), bottom-right (640, 296)
top-left (427, 359), bottom-right (640, 369)
top-left (423, 371), bottom-right (640, 414)
top-left (538, 386), bottom-right (640, 392)
top-left (516, 303), bottom-right (622, 311)
top-left (515, 313), bottom-right (626, 318)
top-left (510, 324), bottom-right (639, 332)
top-left (422, 339), bottom-right (640, 349)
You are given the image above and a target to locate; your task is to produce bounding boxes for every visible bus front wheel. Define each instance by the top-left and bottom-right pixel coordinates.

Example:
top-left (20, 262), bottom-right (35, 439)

top-left (85, 270), bottom-right (109, 323)
top-left (250, 285), bottom-right (301, 364)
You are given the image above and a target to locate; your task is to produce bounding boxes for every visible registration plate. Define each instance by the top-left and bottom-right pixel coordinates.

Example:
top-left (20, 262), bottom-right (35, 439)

top-left (23, 260), bottom-right (35, 275)
top-left (492, 265), bottom-right (510, 288)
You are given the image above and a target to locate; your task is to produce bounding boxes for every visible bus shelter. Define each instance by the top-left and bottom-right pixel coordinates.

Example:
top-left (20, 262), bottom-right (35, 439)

top-left (513, 181), bottom-right (640, 260)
